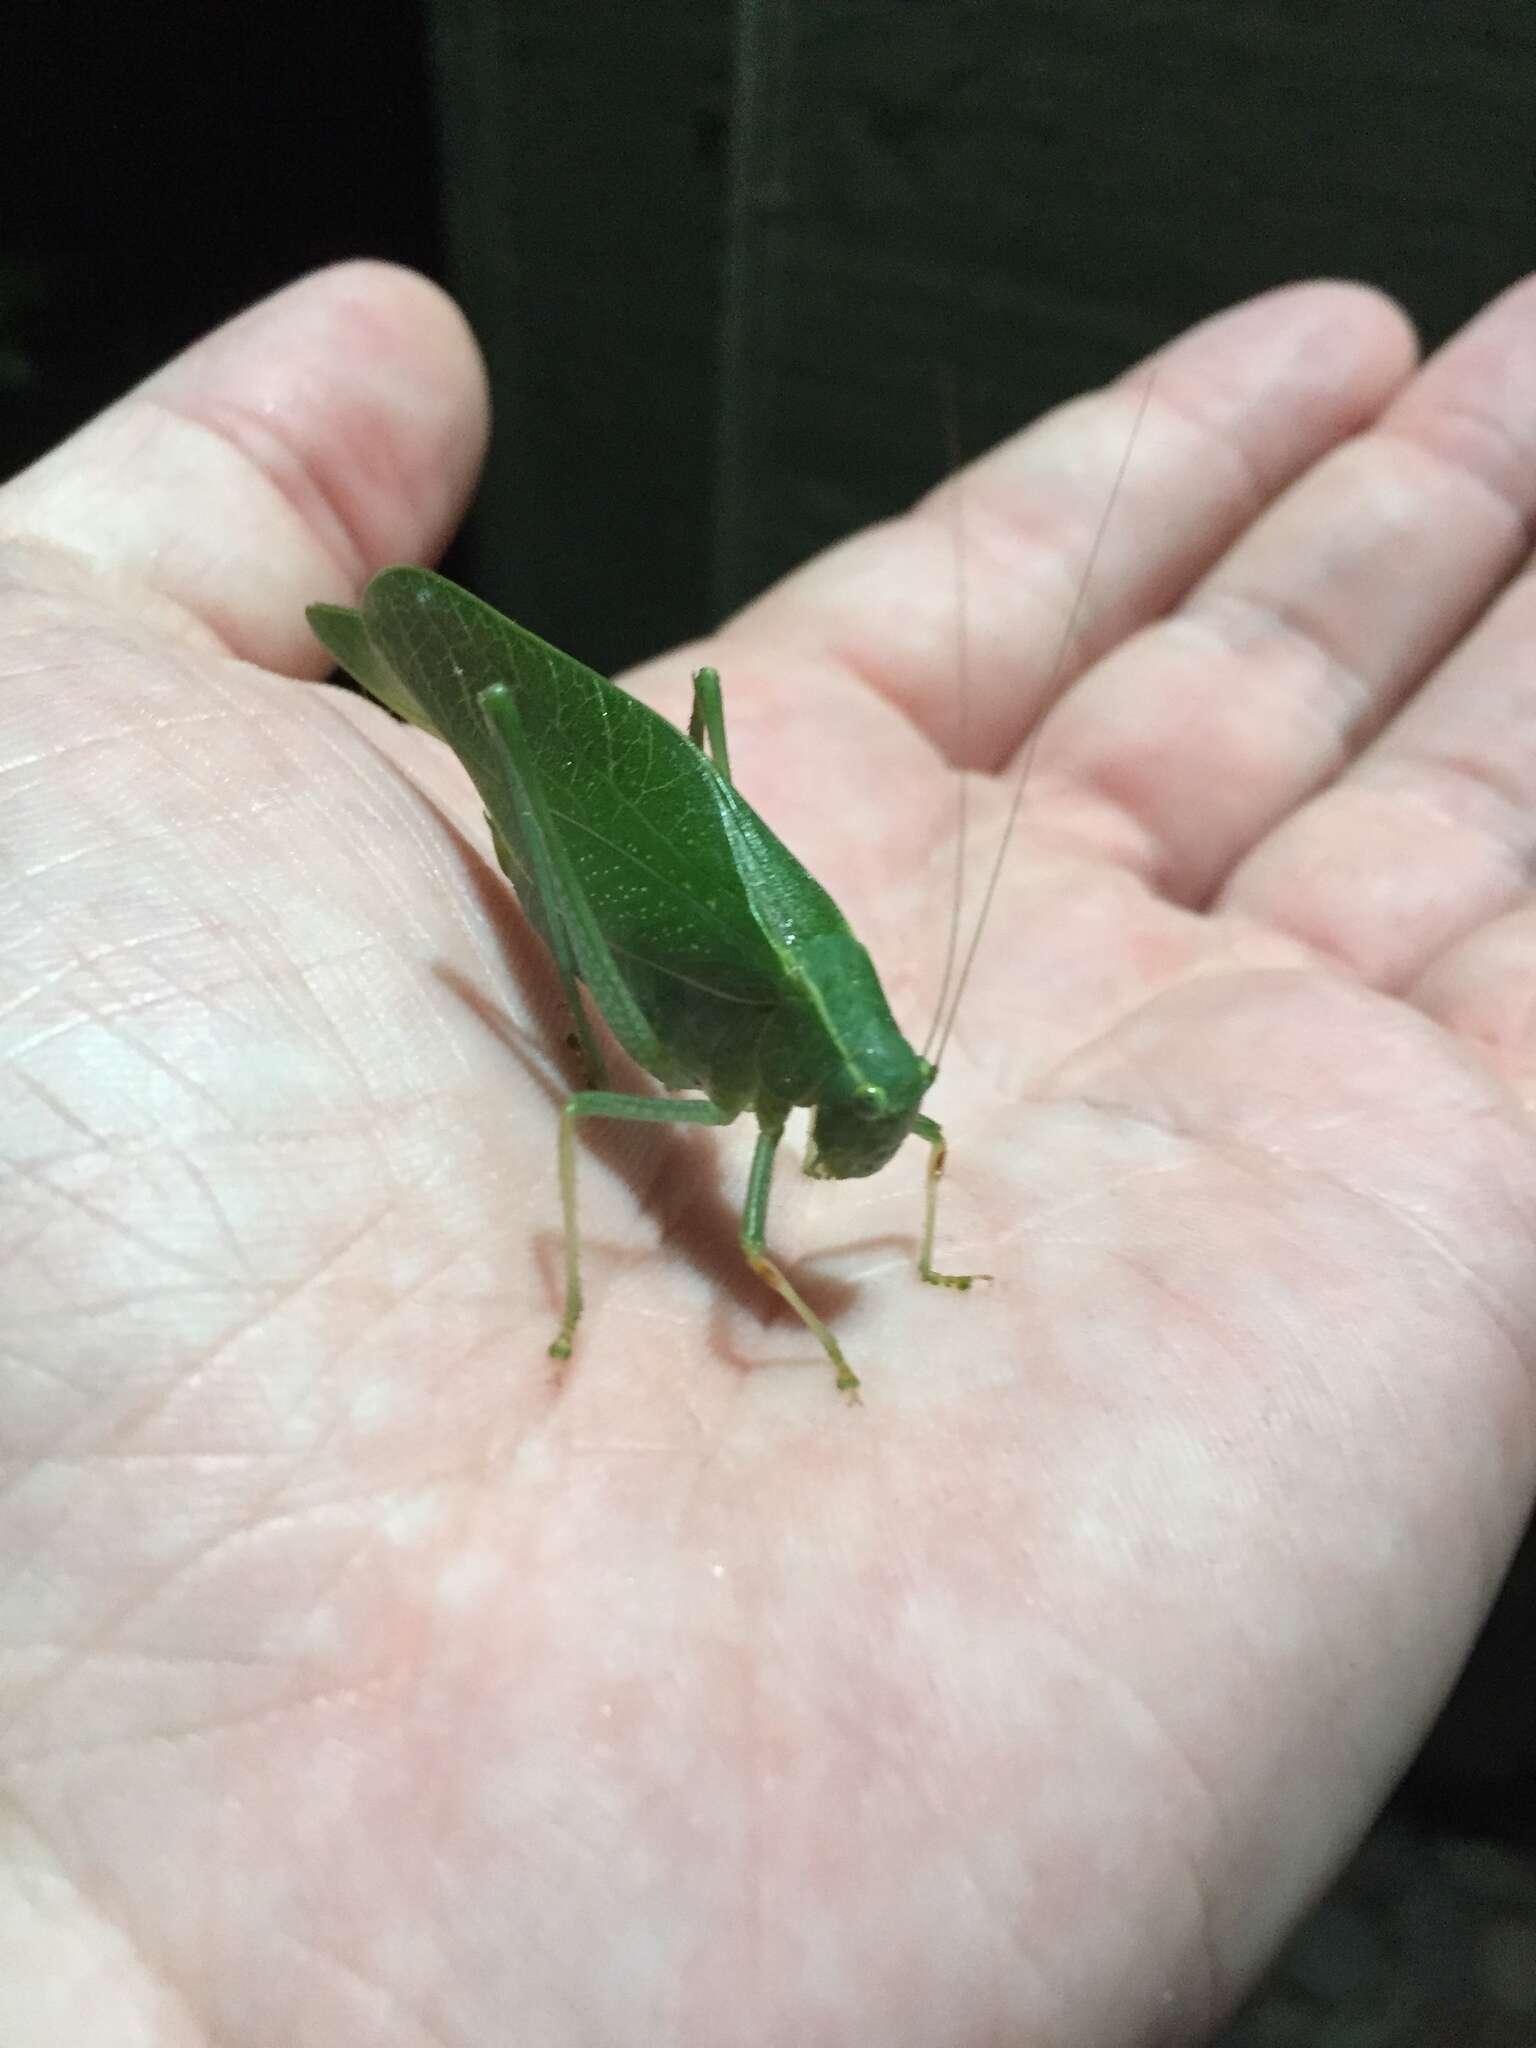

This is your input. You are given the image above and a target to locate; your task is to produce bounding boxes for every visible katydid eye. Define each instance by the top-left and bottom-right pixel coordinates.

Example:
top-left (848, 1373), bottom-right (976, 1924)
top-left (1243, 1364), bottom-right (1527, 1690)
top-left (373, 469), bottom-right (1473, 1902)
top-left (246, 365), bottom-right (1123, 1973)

top-left (852, 1083), bottom-right (887, 1119)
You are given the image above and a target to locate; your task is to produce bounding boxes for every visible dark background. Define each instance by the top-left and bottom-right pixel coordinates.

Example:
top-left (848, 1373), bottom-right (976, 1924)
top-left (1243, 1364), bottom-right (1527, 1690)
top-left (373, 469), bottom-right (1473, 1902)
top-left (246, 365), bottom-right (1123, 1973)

top-left (4, 1), bottom-right (1534, 2036)
top-left (7, 1), bottom-right (1534, 670)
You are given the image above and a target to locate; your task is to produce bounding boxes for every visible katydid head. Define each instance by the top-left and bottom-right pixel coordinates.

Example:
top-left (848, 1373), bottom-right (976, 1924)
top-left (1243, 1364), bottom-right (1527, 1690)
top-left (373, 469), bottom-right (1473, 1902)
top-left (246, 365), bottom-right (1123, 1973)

top-left (805, 1052), bottom-right (936, 1181)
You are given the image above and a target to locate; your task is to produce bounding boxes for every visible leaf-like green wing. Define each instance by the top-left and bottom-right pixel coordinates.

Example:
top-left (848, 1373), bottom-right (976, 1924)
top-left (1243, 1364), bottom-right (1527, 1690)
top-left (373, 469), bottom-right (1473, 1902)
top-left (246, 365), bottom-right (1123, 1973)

top-left (357, 569), bottom-right (839, 994)
top-left (306, 600), bottom-right (440, 737)
top-left (313, 567), bottom-right (856, 1094)
top-left (309, 575), bottom-right (572, 972)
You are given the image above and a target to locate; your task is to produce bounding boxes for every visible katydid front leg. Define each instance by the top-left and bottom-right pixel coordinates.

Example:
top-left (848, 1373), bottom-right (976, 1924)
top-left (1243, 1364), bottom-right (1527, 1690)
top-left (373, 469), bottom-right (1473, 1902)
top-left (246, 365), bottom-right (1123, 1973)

top-left (913, 1113), bottom-right (989, 1291)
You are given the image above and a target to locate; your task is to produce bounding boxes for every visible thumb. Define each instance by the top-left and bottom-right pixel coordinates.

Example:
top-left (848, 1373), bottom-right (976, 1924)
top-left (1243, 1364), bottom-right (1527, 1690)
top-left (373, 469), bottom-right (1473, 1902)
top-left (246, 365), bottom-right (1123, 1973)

top-left (0, 261), bottom-right (489, 675)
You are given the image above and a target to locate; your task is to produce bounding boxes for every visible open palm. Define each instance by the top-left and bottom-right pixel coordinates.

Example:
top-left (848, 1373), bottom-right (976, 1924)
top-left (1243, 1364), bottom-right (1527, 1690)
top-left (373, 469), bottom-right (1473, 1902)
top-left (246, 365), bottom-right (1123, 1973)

top-left (3, 264), bottom-right (1534, 2047)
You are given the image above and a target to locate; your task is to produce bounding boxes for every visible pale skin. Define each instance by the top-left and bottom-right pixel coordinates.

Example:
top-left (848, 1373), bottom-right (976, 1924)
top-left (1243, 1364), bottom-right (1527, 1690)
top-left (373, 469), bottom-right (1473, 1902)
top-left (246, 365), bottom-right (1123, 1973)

top-left (2, 261), bottom-right (1536, 2047)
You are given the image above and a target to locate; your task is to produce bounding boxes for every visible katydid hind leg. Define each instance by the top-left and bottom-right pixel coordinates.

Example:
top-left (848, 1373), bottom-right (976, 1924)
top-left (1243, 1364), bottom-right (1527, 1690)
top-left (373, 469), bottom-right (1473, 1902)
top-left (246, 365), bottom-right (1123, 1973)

top-left (486, 816), bottom-right (608, 1088)
top-left (478, 704), bottom-right (611, 1088)
top-left (550, 1091), bottom-right (737, 1362)
top-left (741, 1116), bottom-right (861, 1401)
top-left (687, 667), bottom-right (733, 783)
top-left (476, 682), bottom-right (677, 1085)
top-left (913, 1113), bottom-right (989, 1290)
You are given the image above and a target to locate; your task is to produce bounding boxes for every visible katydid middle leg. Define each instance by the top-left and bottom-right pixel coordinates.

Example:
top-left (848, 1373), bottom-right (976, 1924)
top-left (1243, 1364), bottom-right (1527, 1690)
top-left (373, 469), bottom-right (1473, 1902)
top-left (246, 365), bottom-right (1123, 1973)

top-left (550, 1091), bottom-right (737, 1361)
top-left (741, 1112), bottom-right (861, 1400)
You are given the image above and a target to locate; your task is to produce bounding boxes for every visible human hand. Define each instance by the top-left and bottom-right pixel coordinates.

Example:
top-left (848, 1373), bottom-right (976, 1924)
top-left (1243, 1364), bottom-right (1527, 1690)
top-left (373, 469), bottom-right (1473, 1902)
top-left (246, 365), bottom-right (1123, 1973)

top-left (3, 262), bottom-right (1534, 2045)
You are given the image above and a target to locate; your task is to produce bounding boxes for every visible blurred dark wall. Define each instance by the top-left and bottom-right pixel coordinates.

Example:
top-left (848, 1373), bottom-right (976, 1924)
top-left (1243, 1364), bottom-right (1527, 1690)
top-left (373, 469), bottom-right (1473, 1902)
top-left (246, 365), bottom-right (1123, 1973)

top-left (705, 0), bottom-right (1534, 610)
top-left (0, 1), bottom-right (442, 509)
top-left (428, 0), bottom-right (1535, 669)
top-left (427, 1), bottom-right (730, 670)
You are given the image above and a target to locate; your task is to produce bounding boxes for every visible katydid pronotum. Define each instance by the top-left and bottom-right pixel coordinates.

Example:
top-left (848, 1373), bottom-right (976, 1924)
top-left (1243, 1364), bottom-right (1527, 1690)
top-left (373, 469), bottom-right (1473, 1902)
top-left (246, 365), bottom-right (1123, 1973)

top-left (308, 571), bottom-right (975, 1398)
top-left (307, 401), bottom-right (1142, 1396)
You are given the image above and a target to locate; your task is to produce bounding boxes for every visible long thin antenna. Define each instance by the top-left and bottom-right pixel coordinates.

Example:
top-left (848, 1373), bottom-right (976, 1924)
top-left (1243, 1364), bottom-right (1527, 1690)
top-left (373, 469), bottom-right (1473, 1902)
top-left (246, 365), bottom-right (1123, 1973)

top-left (922, 366), bottom-right (971, 1061)
top-left (933, 370), bottom-right (1156, 1070)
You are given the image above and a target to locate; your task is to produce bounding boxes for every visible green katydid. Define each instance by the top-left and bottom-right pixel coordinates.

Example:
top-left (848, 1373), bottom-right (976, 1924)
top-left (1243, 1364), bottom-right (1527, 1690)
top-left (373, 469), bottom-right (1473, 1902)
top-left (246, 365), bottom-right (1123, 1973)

top-left (306, 570), bottom-right (977, 1397)
top-left (306, 392), bottom-right (1143, 1396)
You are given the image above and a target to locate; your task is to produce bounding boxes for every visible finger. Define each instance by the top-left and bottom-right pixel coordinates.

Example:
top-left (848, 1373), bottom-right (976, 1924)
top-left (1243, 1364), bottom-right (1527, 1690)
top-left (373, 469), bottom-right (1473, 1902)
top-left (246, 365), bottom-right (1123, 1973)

top-left (1021, 276), bottom-right (1536, 901)
top-left (1412, 899), bottom-right (1536, 1109)
top-left (1214, 280), bottom-right (1536, 987)
top-left (719, 282), bottom-right (1417, 770)
top-left (1225, 571), bottom-right (1536, 988)
top-left (0, 262), bottom-right (489, 675)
